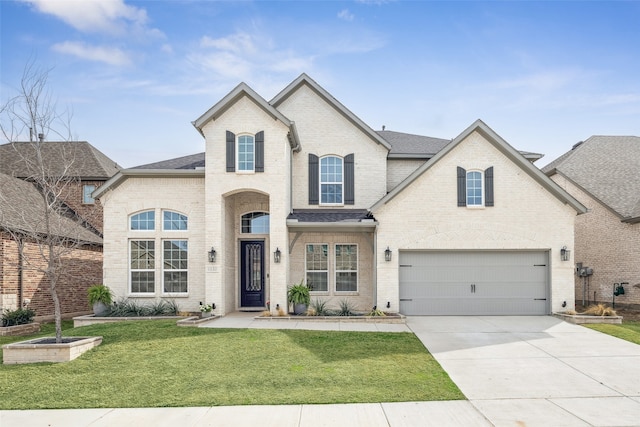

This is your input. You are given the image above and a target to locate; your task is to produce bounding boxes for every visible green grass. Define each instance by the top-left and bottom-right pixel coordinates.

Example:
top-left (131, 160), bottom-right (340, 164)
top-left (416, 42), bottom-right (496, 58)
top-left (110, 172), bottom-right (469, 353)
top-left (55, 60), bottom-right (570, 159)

top-left (585, 321), bottom-right (640, 345)
top-left (0, 320), bottom-right (463, 409)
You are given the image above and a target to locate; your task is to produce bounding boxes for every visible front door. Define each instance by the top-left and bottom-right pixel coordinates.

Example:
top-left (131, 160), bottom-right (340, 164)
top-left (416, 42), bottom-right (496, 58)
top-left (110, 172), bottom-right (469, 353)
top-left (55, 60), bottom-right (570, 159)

top-left (240, 240), bottom-right (265, 308)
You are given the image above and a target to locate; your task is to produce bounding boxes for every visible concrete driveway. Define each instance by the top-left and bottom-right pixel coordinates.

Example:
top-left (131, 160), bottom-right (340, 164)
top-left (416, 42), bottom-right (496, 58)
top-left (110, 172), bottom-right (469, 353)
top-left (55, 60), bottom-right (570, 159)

top-left (407, 316), bottom-right (640, 427)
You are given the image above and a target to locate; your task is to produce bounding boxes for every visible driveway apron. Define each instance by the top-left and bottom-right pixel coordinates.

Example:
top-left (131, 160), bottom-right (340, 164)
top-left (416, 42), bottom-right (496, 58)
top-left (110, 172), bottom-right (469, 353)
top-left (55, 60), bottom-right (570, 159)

top-left (407, 316), bottom-right (640, 427)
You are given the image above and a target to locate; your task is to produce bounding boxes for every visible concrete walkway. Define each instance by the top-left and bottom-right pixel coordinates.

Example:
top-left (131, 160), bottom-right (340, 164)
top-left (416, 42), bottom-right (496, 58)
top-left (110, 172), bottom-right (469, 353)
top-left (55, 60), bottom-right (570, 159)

top-left (1, 314), bottom-right (639, 426)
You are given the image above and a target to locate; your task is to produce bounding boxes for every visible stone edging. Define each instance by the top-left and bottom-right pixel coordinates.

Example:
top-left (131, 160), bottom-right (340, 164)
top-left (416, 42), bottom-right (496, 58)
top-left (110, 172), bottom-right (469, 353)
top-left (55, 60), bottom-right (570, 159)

top-left (253, 315), bottom-right (406, 324)
top-left (0, 322), bottom-right (41, 336)
top-left (73, 314), bottom-right (187, 328)
top-left (553, 312), bottom-right (623, 324)
top-left (176, 316), bottom-right (220, 326)
top-left (2, 336), bottom-right (102, 364)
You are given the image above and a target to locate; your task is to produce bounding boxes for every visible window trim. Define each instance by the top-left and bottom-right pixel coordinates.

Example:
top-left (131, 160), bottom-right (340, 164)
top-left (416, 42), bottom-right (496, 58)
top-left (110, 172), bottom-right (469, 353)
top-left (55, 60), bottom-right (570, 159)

top-left (162, 239), bottom-right (189, 295)
top-left (241, 211), bottom-right (270, 234)
top-left (305, 243), bottom-right (329, 293)
top-left (319, 155), bottom-right (344, 206)
top-left (335, 244), bottom-right (358, 293)
top-left (236, 133), bottom-right (255, 173)
top-left (82, 184), bottom-right (96, 205)
top-left (129, 239), bottom-right (156, 295)
top-left (130, 210), bottom-right (156, 231)
top-left (466, 170), bottom-right (484, 208)
top-left (162, 210), bottom-right (188, 231)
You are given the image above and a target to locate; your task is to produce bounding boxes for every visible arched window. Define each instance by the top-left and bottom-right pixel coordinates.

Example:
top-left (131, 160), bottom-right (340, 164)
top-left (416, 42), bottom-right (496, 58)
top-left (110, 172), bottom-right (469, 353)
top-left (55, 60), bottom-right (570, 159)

top-left (163, 210), bottom-right (188, 231)
top-left (130, 210), bottom-right (155, 230)
top-left (320, 156), bottom-right (343, 204)
top-left (241, 212), bottom-right (270, 234)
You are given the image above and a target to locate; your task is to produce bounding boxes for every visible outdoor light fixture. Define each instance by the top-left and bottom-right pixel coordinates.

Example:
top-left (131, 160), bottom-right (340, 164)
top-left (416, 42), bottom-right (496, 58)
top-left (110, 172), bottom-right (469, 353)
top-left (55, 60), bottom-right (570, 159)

top-left (274, 247), bottom-right (281, 263)
top-left (384, 247), bottom-right (392, 262)
top-left (560, 246), bottom-right (570, 262)
top-left (208, 247), bottom-right (217, 263)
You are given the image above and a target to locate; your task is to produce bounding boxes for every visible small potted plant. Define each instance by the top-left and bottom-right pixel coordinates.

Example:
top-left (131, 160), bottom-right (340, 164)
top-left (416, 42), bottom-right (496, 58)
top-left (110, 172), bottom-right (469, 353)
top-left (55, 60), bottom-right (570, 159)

top-left (87, 284), bottom-right (113, 316)
top-left (200, 302), bottom-right (215, 318)
top-left (287, 281), bottom-right (310, 315)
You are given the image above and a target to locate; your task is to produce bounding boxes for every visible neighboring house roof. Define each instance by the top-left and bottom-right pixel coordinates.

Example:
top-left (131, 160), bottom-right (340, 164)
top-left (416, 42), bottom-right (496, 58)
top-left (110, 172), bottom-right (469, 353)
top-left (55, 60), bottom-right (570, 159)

top-left (0, 172), bottom-right (102, 244)
top-left (371, 119), bottom-right (586, 214)
top-left (134, 152), bottom-right (205, 170)
top-left (542, 135), bottom-right (640, 223)
top-left (192, 82), bottom-right (301, 152)
top-left (271, 73), bottom-right (391, 151)
top-left (0, 141), bottom-right (121, 180)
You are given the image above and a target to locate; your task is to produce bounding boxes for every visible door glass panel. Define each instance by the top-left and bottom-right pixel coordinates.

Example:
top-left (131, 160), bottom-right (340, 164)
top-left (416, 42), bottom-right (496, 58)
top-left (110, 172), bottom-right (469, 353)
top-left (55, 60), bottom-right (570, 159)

top-left (245, 243), bottom-right (262, 291)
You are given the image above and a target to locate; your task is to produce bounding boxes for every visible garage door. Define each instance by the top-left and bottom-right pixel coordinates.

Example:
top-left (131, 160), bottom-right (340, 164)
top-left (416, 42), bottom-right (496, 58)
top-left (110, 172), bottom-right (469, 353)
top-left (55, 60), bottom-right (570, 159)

top-left (399, 251), bottom-right (549, 315)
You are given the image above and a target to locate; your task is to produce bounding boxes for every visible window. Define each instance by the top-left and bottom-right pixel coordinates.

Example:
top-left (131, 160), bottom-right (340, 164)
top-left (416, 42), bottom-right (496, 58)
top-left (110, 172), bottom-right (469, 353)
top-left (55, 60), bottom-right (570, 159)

top-left (466, 171), bottom-right (483, 206)
top-left (306, 244), bottom-right (328, 292)
top-left (83, 184), bottom-right (95, 204)
top-left (130, 240), bottom-right (155, 293)
top-left (130, 211), bottom-right (155, 230)
top-left (163, 211), bottom-right (188, 231)
top-left (237, 135), bottom-right (254, 171)
top-left (163, 240), bottom-right (188, 293)
top-left (335, 244), bottom-right (357, 292)
top-left (241, 212), bottom-right (270, 234)
top-left (457, 166), bottom-right (494, 207)
top-left (320, 156), bottom-right (343, 204)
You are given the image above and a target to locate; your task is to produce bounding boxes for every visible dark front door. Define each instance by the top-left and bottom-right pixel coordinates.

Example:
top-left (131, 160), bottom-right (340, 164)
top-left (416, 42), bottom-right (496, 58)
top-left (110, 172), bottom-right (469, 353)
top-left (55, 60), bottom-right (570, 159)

top-left (240, 240), bottom-right (265, 307)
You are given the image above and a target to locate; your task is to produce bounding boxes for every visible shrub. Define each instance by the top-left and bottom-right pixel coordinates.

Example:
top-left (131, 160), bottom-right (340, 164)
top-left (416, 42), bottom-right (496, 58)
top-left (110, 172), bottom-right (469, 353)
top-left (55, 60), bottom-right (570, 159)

top-left (105, 298), bottom-right (179, 317)
top-left (308, 299), bottom-right (332, 316)
top-left (582, 304), bottom-right (617, 317)
top-left (87, 284), bottom-right (113, 305)
top-left (337, 299), bottom-right (357, 316)
top-left (287, 281), bottom-right (311, 306)
top-left (2, 308), bottom-right (36, 327)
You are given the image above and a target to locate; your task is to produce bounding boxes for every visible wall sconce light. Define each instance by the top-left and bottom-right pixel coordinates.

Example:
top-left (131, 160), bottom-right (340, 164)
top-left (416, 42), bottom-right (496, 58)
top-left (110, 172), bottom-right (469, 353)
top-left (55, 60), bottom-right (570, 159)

top-left (560, 246), bottom-right (570, 262)
top-left (208, 247), bottom-right (216, 263)
top-left (384, 247), bottom-right (392, 262)
top-left (274, 247), bottom-right (281, 263)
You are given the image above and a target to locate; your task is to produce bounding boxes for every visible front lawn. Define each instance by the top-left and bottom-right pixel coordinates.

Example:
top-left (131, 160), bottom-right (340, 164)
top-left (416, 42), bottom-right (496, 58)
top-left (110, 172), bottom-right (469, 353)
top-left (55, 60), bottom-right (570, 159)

top-left (585, 321), bottom-right (640, 345)
top-left (0, 320), bottom-right (463, 409)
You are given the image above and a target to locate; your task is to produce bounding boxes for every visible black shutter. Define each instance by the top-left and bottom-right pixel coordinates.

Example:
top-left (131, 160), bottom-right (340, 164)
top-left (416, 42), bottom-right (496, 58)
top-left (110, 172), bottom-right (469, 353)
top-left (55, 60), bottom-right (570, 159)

top-left (255, 131), bottom-right (264, 172)
top-left (344, 153), bottom-right (354, 205)
top-left (308, 153), bottom-right (319, 205)
top-left (484, 166), bottom-right (494, 207)
top-left (226, 131), bottom-right (235, 172)
top-left (457, 166), bottom-right (466, 207)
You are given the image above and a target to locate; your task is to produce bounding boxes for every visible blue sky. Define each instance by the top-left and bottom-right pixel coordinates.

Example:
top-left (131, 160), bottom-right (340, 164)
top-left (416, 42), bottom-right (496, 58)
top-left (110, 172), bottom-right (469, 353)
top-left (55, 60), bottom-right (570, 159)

top-left (1, 1), bottom-right (639, 168)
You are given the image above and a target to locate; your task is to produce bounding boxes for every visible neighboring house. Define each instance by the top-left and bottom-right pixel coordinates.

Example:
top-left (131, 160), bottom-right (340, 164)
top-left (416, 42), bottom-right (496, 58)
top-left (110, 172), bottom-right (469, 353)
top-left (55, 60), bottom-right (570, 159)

top-left (0, 141), bottom-right (120, 319)
top-left (543, 136), bottom-right (640, 308)
top-left (95, 74), bottom-right (585, 316)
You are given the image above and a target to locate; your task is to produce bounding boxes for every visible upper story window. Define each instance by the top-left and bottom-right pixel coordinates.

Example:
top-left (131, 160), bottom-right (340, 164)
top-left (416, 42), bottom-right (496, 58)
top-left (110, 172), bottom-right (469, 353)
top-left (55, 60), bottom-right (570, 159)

top-left (309, 153), bottom-right (354, 206)
top-left (237, 135), bottom-right (255, 171)
top-left (320, 156), bottom-right (343, 205)
top-left (457, 166), bottom-right (494, 208)
top-left (83, 184), bottom-right (96, 204)
top-left (130, 210), bottom-right (155, 230)
top-left (163, 211), bottom-right (188, 231)
top-left (466, 171), bottom-right (483, 206)
top-left (226, 131), bottom-right (264, 173)
top-left (241, 212), bottom-right (270, 234)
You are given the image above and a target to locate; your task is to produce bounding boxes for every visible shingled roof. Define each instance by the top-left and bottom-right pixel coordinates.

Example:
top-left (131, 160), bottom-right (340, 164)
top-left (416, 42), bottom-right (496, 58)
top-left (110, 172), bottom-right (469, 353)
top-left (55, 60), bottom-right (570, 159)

top-left (542, 135), bottom-right (640, 222)
top-left (0, 172), bottom-right (102, 244)
top-left (377, 130), bottom-right (450, 158)
top-left (134, 152), bottom-right (205, 170)
top-left (0, 141), bottom-right (121, 180)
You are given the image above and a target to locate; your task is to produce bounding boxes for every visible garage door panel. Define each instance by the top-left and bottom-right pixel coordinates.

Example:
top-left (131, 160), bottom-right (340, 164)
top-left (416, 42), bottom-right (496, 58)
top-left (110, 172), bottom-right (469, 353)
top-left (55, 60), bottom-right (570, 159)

top-left (399, 251), bottom-right (549, 315)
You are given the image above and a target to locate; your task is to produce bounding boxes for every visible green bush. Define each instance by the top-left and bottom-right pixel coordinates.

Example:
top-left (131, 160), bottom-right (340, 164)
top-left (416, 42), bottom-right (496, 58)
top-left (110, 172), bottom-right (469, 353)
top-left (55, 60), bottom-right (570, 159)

top-left (1, 308), bottom-right (36, 327)
top-left (87, 284), bottom-right (113, 305)
top-left (337, 299), bottom-right (357, 316)
top-left (105, 298), bottom-right (179, 317)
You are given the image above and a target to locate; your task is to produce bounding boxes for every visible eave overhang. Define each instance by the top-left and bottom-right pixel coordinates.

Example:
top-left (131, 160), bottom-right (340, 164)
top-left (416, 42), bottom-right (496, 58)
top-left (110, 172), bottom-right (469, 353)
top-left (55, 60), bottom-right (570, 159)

top-left (92, 169), bottom-right (205, 199)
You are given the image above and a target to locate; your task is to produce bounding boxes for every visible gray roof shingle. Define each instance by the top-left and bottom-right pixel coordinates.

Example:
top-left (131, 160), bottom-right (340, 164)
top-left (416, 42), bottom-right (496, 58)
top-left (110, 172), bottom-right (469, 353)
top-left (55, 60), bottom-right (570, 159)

top-left (542, 136), bottom-right (640, 220)
top-left (134, 152), bottom-right (205, 170)
top-left (287, 209), bottom-right (373, 223)
top-left (0, 172), bottom-right (102, 244)
top-left (377, 130), bottom-right (450, 157)
top-left (0, 141), bottom-right (121, 179)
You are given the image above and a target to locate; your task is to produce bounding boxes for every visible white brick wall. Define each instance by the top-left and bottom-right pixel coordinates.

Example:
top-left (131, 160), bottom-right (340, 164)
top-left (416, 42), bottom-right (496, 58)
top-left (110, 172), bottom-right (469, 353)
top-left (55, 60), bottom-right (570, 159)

top-left (374, 131), bottom-right (578, 313)
top-left (277, 84), bottom-right (389, 209)
top-left (387, 159), bottom-right (425, 192)
top-left (100, 176), bottom-right (206, 312)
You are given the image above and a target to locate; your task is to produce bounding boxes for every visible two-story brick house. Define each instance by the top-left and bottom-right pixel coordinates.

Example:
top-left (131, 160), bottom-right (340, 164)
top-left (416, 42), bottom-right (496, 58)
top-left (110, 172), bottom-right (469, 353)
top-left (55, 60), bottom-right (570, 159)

top-left (0, 141), bottom-right (120, 319)
top-left (95, 74), bottom-right (585, 316)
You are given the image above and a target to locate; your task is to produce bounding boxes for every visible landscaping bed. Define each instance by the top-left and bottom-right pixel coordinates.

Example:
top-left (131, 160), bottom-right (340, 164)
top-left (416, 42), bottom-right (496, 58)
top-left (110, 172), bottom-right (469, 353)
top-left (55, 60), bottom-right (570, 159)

top-left (0, 322), bottom-right (40, 336)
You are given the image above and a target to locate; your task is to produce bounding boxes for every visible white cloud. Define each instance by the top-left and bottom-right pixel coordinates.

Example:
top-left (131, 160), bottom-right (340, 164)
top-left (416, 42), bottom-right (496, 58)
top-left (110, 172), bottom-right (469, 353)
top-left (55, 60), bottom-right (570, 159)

top-left (200, 33), bottom-right (257, 55)
top-left (20, 0), bottom-right (160, 37)
top-left (338, 9), bottom-right (355, 22)
top-left (52, 41), bottom-right (132, 66)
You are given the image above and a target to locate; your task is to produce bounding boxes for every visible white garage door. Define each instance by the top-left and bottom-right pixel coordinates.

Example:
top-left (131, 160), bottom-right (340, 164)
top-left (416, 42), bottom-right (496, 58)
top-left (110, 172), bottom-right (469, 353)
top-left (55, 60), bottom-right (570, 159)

top-left (399, 251), bottom-right (549, 315)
